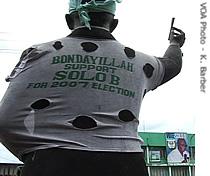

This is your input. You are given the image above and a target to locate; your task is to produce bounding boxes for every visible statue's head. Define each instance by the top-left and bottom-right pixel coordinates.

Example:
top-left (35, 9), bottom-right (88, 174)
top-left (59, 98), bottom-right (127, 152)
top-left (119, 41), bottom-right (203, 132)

top-left (65, 0), bottom-right (122, 32)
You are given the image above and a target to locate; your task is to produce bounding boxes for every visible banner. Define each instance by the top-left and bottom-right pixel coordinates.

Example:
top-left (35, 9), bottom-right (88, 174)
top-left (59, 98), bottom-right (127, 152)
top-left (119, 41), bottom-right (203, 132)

top-left (166, 133), bottom-right (190, 163)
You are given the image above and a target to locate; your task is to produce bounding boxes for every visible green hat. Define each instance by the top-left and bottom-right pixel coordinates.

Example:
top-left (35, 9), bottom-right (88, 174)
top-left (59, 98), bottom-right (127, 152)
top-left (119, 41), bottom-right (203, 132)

top-left (69, 0), bottom-right (122, 29)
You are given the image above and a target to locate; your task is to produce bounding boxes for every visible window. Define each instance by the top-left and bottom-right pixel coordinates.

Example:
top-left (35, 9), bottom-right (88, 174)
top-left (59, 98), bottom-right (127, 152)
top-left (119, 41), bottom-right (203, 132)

top-left (150, 151), bottom-right (161, 162)
top-left (149, 147), bottom-right (167, 163)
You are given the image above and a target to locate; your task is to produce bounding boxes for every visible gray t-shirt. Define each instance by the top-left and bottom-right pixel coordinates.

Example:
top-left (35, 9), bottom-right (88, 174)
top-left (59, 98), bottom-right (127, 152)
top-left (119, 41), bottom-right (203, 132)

top-left (0, 36), bottom-right (164, 160)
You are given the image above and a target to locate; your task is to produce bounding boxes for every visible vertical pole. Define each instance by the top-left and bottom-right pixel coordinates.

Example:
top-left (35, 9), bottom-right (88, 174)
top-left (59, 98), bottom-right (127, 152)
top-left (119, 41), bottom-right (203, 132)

top-left (146, 146), bottom-right (150, 163)
top-left (147, 166), bottom-right (151, 176)
top-left (169, 166), bottom-right (172, 176)
top-left (146, 146), bottom-right (151, 176)
top-left (189, 166), bottom-right (192, 176)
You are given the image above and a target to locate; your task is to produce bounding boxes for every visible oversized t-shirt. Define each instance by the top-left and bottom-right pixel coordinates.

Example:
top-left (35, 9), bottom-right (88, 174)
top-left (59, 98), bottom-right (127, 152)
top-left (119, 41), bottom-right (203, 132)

top-left (0, 35), bottom-right (164, 160)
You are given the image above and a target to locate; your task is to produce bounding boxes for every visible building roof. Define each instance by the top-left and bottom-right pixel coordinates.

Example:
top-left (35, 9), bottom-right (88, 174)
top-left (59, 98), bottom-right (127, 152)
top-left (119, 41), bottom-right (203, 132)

top-left (139, 132), bottom-right (195, 147)
top-left (0, 144), bottom-right (22, 164)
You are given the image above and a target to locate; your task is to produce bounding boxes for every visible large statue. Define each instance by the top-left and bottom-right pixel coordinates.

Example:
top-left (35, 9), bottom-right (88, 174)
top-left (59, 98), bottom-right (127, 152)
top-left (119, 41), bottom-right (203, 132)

top-left (0, 0), bottom-right (185, 176)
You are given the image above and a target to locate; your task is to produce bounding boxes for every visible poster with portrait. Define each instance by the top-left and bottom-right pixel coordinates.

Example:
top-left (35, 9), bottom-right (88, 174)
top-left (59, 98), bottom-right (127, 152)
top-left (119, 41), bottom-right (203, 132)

top-left (166, 132), bottom-right (190, 163)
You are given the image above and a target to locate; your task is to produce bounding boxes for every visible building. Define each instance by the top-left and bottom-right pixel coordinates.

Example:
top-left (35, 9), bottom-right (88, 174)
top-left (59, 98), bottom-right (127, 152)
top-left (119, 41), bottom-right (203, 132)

top-left (0, 132), bottom-right (195, 176)
top-left (140, 132), bottom-right (195, 176)
top-left (0, 164), bottom-right (22, 176)
top-left (0, 144), bottom-right (22, 176)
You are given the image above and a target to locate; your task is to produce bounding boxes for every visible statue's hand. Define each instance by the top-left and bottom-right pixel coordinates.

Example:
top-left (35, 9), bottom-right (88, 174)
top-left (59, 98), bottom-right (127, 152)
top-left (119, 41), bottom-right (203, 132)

top-left (169, 27), bottom-right (185, 47)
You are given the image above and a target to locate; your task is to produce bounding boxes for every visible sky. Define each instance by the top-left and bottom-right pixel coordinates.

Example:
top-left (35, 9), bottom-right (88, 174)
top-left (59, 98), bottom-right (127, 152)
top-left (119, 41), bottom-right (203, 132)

top-left (0, 0), bottom-right (209, 171)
